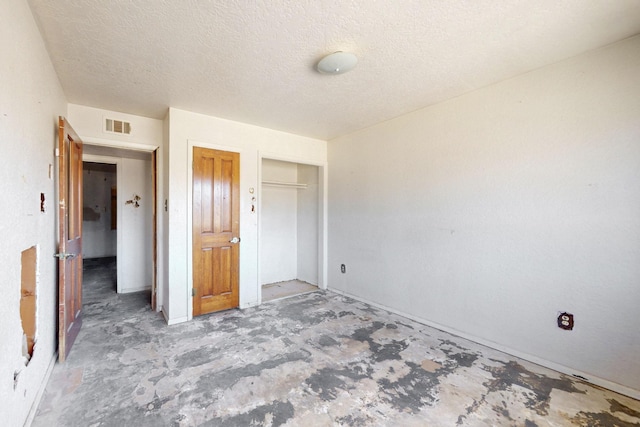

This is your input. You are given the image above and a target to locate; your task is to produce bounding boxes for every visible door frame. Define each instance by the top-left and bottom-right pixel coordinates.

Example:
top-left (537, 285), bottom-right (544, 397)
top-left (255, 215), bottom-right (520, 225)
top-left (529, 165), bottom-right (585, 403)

top-left (80, 138), bottom-right (161, 309)
top-left (187, 140), bottom-right (244, 321)
top-left (257, 152), bottom-right (328, 303)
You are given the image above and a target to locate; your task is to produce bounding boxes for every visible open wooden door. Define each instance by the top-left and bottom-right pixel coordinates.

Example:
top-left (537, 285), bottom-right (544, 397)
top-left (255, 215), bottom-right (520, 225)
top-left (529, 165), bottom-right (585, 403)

top-left (192, 147), bottom-right (240, 316)
top-left (57, 117), bottom-right (83, 362)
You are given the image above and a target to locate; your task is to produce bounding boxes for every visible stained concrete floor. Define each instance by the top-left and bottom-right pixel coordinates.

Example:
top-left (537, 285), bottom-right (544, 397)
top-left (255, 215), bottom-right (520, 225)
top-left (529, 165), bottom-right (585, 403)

top-left (33, 258), bottom-right (640, 426)
top-left (262, 280), bottom-right (318, 302)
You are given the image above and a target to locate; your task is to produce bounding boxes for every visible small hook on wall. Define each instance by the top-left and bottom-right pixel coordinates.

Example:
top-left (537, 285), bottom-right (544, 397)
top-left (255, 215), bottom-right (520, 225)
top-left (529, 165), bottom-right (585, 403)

top-left (125, 194), bottom-right (141, 208)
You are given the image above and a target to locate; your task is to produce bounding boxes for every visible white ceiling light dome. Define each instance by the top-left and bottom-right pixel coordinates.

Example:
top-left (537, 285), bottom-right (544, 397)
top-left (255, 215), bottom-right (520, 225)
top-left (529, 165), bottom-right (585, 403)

top-left (316, 51), bottom-right (358, 75)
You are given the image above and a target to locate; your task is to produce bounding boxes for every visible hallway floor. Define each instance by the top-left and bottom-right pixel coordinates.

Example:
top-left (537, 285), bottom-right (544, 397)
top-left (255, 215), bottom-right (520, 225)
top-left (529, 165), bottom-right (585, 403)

top-left (32, 260), bottom-right (639, 426)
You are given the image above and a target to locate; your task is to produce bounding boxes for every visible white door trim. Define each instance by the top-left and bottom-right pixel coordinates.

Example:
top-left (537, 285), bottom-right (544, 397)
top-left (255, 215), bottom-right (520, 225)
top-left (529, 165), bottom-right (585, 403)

top-left (257, 151), bottom-right (329, 302)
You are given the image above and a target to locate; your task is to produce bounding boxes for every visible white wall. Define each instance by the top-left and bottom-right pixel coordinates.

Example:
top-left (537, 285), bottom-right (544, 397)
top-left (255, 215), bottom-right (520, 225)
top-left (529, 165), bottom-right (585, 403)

top-left (0, 0), bottom-right (67, 425)
top-left (82, 164), bottom-right (117, 258)
top-left (68, 104), bottom-right (163, 150)
top-left (328, 36), bottom-right (640, 397)
top-left (297, 164), bottom-right (319, 285)
top-left (166, 108), bottom-right (326, 323)
top-left (261, 160), bottom-right (299, 284)
top-left (162, 112), bottom-right (170, 319)
top-left (119, 157), bottom-right (153, 293)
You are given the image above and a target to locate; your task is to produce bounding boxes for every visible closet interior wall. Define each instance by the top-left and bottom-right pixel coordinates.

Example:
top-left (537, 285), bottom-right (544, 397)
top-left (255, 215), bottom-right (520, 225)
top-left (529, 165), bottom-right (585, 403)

top-left (261, 158), bottom-right (319, 286)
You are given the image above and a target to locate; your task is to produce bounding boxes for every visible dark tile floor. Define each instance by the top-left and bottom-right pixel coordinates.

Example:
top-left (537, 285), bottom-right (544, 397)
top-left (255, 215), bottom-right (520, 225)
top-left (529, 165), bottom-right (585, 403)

top-left (33, 258), bottom-right (640, 426)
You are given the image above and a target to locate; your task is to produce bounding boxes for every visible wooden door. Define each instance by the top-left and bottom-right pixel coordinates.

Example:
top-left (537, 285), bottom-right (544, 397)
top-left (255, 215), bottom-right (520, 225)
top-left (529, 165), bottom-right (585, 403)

top-left (57, 117), bottom-right (83, 362)
top-left (192, 147), bottom-right (240, 316)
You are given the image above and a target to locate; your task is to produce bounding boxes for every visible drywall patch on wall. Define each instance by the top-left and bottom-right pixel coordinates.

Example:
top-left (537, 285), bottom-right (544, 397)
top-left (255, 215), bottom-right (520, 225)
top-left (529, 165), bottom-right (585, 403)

top-left (83, 206), bottom-right (101, 221)
top-left (20, 245), bottom-right (38, 364)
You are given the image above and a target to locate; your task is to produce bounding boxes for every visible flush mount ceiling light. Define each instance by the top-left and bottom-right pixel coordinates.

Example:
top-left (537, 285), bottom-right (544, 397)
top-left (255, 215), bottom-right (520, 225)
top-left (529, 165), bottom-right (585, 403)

top-left (316, 51), bottom-right (358, 75)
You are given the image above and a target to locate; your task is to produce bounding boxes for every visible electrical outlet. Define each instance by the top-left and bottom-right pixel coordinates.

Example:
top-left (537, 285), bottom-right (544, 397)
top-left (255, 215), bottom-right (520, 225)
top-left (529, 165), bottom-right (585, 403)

top-left (340, 264), bottom-right (346, 274)
top-left (558, 312), bottom-right (574, 330)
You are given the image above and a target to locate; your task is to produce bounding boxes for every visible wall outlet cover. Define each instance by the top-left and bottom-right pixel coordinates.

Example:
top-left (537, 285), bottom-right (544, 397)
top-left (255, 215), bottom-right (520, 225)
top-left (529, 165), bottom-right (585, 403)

top-left (558, 312), bottom-right (574, 330)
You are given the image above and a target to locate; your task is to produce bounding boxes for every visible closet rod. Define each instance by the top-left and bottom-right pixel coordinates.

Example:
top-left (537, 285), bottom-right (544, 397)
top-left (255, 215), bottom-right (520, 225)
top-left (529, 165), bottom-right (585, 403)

top-left (262, 180), bottom-right (308, 189)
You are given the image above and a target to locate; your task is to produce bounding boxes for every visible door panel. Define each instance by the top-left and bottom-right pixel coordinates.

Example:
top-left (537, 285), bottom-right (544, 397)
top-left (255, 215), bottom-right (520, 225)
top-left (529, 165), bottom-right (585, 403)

top-left (193, 147), bottom-right (240, 316)
top-left (57, 117), bottom-right (83, 362)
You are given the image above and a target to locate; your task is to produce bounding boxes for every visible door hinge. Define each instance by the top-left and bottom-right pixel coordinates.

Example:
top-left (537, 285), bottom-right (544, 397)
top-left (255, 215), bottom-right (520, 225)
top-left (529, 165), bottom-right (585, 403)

top-left (54, 253), bottom-right (77, 260)
top-left (192, 288), bottom-right (196, 297)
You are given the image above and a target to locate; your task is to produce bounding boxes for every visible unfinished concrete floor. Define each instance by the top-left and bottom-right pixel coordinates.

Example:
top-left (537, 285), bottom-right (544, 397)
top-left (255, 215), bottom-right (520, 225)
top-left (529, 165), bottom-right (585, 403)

top-left (262, 280), bottom-right (318, 302)
top-left (33, 258), bottom-right (640, 426)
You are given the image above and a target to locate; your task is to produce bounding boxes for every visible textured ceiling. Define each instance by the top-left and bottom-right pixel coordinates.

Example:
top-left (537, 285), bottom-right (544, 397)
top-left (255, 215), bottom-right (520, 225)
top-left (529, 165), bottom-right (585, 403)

top-left (28, 0), bottom-right (640, 140)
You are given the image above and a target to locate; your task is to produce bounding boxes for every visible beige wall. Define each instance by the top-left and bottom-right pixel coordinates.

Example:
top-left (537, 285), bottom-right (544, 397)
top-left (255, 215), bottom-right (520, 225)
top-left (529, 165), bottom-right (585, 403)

top-left (328, 36), bottom-right (640, 398)
top-left (0, 0), bottom-right (68, 424)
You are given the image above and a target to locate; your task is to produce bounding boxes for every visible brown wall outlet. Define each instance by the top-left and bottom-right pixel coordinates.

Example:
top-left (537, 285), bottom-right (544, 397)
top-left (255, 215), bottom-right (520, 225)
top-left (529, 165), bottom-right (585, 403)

top-left (558, 312), bottom-right (574, 330)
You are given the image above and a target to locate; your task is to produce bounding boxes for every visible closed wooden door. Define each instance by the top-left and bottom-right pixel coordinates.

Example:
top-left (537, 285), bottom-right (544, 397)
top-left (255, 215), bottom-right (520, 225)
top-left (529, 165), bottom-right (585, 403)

top-left (192, 147), bottom-right (240, 316)
top-left (57, 117), bottom-right (83, 362)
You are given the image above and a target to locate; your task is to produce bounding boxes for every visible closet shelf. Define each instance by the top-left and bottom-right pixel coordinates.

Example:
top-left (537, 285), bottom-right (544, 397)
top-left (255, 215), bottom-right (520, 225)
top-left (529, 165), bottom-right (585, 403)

top-left (262, 180), bottom-right (308, 189)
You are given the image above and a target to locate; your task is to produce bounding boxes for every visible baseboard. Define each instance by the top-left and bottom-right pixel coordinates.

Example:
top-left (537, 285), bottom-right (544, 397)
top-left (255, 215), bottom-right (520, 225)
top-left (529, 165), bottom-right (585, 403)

top-left (328, 287), bottom-right (640, 401)
top-left (161, 307), bottom-right (188, 325)
top-left (120, 286), bottom-right (151, 294)
top-left (240, 301), bottom-right (260, 309)
top-left (24, 351), bottom-right (57, 427)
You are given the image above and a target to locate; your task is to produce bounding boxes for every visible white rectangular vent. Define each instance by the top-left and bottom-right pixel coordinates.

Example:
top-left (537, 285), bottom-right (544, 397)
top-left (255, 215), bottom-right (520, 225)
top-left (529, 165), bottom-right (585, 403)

top-left (105, 118), bottom-right (131, 135)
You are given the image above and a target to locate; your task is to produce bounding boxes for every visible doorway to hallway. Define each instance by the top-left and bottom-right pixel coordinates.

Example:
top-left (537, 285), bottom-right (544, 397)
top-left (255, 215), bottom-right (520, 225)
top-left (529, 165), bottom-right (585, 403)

top-left (82, 146), bottom-right (155, 306)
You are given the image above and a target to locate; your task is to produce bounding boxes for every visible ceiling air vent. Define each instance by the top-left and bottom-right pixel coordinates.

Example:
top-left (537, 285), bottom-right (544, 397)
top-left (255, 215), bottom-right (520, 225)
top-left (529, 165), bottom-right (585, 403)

top-left (105, 118), bottom-right (131, 135)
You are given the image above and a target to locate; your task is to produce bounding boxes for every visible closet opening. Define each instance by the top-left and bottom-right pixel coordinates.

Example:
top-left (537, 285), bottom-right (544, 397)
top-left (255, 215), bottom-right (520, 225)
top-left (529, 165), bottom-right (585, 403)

top-left (260, 158), bottom-right (320, 302)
